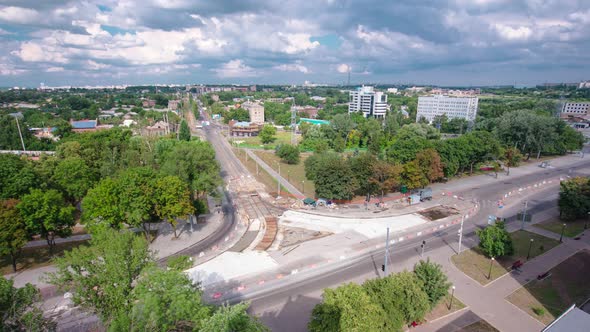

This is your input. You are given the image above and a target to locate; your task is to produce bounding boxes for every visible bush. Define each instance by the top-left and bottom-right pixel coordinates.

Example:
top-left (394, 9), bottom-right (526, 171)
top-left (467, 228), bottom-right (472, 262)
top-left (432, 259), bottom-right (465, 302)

top-left (476, 221), bottom-right (514, 258)
top-left (532, 306), bottom-right (545, 316)
top-left (413, 259), bottom-right (451, 309)
top-left (275, 144), bottom-right (300, 164)
top-left (167, 255), bottom-right (193, 271)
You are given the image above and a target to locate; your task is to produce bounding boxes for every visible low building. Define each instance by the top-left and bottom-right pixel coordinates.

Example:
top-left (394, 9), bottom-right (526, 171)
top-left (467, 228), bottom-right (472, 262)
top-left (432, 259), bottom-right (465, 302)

top-left (30, 127), bottom-right (57, 141)
top-left (298, 118), bottom-right (330, 126)
top-left (294, 106), bottom-right (319, 118)
top-left (211, 94), bottom-right (220, 102)
top-left (144, 121), bottom-right (170, 136)
top-left (142, 99), bottom-right (156, 108)
top-left (310, 96), bottom-right (326, 102)
top-left (229, 120), bottom-right (260, 137)
top-left (242, 101), bottom-right (265, 124)
top-left (71, 119), bottom-right (98, 132)
top-left (542, 304), bottom-right (590, 332)
top-left (168, 99), bottom-right (180, 111)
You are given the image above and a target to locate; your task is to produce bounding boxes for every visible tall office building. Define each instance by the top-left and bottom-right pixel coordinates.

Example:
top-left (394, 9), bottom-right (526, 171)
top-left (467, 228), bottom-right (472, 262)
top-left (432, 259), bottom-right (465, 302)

top-left (561, 102), bottom-right (590, 116)
top-left (416, 95), bottom-right (478, 123)
top-left (348, 86), bottom-right (388, 118)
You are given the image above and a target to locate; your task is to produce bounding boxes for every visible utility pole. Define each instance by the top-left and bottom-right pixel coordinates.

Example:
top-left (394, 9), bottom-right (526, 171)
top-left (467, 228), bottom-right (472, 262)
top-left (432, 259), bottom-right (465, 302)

top-left (277, 163), bottom-right (281, 198)
top-left (420, 240), bottom-right (426, 258)
top-left (383, 227), bottom-right (390, 275)
top-left (521, 200), bottom-right (528, 230)
top-left (458, 215), bottom-right (465, 254)
top-left (14, 116), bottom-right (26, 151)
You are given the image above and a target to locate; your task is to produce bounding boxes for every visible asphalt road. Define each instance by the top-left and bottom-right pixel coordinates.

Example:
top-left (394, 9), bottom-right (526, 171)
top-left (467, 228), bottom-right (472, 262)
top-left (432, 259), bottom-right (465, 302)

top-left (239, 157), bottom-right (590, 331)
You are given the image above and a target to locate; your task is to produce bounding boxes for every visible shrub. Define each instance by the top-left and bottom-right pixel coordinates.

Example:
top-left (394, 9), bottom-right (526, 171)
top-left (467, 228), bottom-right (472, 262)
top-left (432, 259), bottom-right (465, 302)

top-left (532, 306), bottom-right (545, 316)
top-left (275, 144), bottom-right (300, 164)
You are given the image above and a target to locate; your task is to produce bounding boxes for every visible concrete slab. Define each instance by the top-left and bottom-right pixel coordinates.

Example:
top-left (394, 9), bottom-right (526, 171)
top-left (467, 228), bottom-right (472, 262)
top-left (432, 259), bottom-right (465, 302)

top-left (186, 251), bottom-right (278, 287)
top-left (280, 210), bottom-right (428, 238)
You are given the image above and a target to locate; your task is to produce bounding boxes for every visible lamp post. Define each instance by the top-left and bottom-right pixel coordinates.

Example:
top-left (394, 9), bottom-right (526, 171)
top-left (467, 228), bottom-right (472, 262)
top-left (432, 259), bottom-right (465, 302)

top-left (288, 171), bottom-right (290, 183)
top-left (448, 285), bottom-right (456, 310)
top-left (488, 257), bottom-right (495, 280)
top-left (302, 180), bottom-right (305, 196)
top-left (560, 223), bottom-right (566, 242)
top-left (420, 240), bottom-right (426, 258)
top-left (276, 162), bottom-right (281, 198)
top-left (527, 238), bottom-right (534, 260)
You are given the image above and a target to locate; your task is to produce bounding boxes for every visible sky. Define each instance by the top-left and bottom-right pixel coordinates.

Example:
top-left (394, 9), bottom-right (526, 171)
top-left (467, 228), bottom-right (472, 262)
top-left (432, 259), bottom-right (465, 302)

top-left (0, 0), bottom-right (589, 87)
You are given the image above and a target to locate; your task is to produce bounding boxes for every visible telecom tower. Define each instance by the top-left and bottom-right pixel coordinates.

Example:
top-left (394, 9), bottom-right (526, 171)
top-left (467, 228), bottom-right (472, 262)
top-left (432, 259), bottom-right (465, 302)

top-left (291, 100), bottom-right (297, 145)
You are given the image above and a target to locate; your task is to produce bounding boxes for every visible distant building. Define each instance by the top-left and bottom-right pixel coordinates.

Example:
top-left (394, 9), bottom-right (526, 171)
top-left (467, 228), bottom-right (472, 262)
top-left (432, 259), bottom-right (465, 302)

top-left (144, 121), bottom-right (170, 136)
top-left (348, 86), bottom-right (388, 118)
top-left (142, 99), bottom-right (156, 108)
top-left (561, 102), bottom-right (590, 116)
top-left (266, 98), bottom-right (285, 103)
top-left (298, 118), bottom-right (330, 126)
top-left (579, 81), bottom-right (590, 89)
top-left (250, 85), bottom-right (257, 92)
top-left (416, 95), bottom-right (478, 123)
top-left (387, 88), bottom-right (398, 94)
top-left (294, 106), bottom-right (319, 118)
top-left (167, 99), bottom-right (180, 111)
top-left (70, 119), bottom-right (98, 132)
top-left (310, 96), bottom-right (326, 102)
top-left (242, 101), bottom-right (265, 124)
top-left (211, 94), bottom-right (220, 102)
top-left (229, 120), bottom-right (260, 137)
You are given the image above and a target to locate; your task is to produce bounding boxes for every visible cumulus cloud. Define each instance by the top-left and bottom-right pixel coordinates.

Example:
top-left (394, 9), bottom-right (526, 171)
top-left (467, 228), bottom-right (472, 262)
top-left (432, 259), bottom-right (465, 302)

top-left (213, 59), bottom-right (256, 78)
top-left (0, 0), bottom-right (589, 85)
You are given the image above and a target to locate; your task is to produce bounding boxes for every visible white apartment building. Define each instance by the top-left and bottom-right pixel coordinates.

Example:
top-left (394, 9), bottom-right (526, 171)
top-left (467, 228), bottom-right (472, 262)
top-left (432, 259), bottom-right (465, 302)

top-left (416, 95), bottom-right (478, 123)
top-left (348, 86), bottom-right (388, 118)
top-left (561, 102), bottom-right (590, 116)
top-left (242, 101), bottom-right (265, 124)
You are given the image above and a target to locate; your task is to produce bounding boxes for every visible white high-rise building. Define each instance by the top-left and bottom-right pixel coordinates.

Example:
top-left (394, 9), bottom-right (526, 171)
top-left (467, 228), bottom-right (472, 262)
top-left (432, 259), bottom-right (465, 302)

top-left (348, 86), bottom-right (388, 118)
top-left (416, 95), bottom-right (478, 123)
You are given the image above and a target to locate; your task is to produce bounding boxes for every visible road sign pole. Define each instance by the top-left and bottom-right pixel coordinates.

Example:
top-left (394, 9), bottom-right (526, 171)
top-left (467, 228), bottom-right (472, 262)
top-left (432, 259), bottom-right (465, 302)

top-left (458, 216), bottom-right (464, 254)
top-left (521, 200), bottom-right (528, 230)
top-left (384, 227), bottom-right (390, 276)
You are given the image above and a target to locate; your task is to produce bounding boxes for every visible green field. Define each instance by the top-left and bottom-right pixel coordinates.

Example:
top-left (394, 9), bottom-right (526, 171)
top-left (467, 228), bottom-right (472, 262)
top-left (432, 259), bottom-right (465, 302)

top-left (232, 130), bottom-right (301, 149)
top-left (451, 230), bottom-right (560, 285)
top-left (253, 150), bottom-right (315, 197)
top-left (534, 218), bottom-right (588, 238)
top-left (506, 250), bottom-right (590, 324)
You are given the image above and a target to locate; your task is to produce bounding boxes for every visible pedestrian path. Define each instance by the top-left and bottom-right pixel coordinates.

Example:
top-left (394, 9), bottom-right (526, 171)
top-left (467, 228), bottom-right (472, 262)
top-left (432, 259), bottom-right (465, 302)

top-left (244, 149), bottom-right (304, 198)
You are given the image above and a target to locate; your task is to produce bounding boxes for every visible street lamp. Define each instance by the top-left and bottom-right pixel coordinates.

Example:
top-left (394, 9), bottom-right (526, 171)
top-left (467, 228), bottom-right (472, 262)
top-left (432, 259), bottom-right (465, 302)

top-left (488, 257), bottom-right (495, 280)
top-left (448, 285), bottom-right (456, 310)
top-left (302, 180), bottom-right (305, 196)
top-left (560, 223), bottom-right (566, 242)
top-left (420, 240), bottom-right (426, 258)
top-left (527, 238), bottom-right (534, 260)
top-left (521, 201), bottom-right (528, 230)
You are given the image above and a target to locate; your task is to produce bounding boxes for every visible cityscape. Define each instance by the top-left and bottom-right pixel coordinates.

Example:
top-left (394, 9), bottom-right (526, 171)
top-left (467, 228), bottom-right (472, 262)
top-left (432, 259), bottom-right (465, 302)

top-left (2, 1), bottom-right (590, 332)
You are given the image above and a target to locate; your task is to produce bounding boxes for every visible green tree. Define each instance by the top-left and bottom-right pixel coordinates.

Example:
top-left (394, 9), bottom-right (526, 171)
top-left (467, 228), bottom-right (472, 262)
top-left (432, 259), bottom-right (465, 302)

top-left (0, 278), bottom-right (55, 331)
top-left (154, 176), bottom-right (194, 238)
top-left (309, 283), bottom-right (386, 332)
top-left (52, 157), bottom-right (96, 204)
top-left (17, 189), bottom-right (75, 254)
top-left (558, 177), bottom-right (590, 221)
top-left (82, 178), bottom-right (126, 230)
top-left (370, 161), bottom-right (402, 202)
top-left (179, 120), bottom-right (191, 141)
top-left (201, 303), bottom-right (270, 332)
top-left (387, 136), bottom-right (433, 164)
top-left (314, 155), bottom-right (359, 200)
top-left (476, 221), bottom-right (514, 258)
top-left (0, 199), bottom-right (28, 272)
top-left (402, 161), bottom-right (429, 190)
top-left (259, 124), bottom-right (277, 144)
top-left (413, 259), bottom-right (451, 309)
top-left (46, 228), bottom-right (154, 325)
top-left (166, 255), bottom-right (193, 271)
top-left (275, 144), bottom-right (300, 164)
top-left (0, 154), bottom-right (39, 199)
top-left (333, 135), bottom-right (346, 153)
top-left (363, 271), bottom-right (430, 326)
top-left (159, 140), bottom-right (222, 200)
top-left (350, 153), bottom-right (379, 198)
top-left (111, 268), bottom-right (211, 332)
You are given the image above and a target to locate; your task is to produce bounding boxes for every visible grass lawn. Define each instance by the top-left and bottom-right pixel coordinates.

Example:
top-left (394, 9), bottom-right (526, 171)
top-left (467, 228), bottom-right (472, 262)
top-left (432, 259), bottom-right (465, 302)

top-left (458, 319), bottom-right (499, 332)
top-left (424, 293), bottom-right (466, 322)
top-left (534, 218), bottom-right (588, 238)
top-left (233, 130), bottom-right (300, 149)
top-left (451, 230), bottom-right (560, 285)
top-left (253, 150), bottom-right (316, 197)
top-left (232, 148), bottom-right (291, 196)
top-left (506, 250), bottom-right (590, 325)
top-left (1, 240), bottom-right (88, 275)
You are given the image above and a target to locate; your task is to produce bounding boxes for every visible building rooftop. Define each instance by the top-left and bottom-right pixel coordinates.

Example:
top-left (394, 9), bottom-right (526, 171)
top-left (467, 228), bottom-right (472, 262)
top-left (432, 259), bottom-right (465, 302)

top-left (543, 305), bottom-right (590, 332)
top-left (71, 119), bottom-right (97, 129)
top-left (233, 121), bottom-right (253, 127)
top-left (298, 118), bottom-right (330, 125)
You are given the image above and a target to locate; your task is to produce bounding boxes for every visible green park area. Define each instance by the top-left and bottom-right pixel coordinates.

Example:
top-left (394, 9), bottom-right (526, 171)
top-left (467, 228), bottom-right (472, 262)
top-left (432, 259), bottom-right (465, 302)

top-left (234, 130), bottom-right (299, 149)
top-left (534, 218), bottom-right (588, 238)
top-left (1, 240), bottom-right (88, 275)
top-left (506, 250), bottom-right (590, 325)
top-left (253, 150), bottom-right (315, 197)
top-left (451, 230), bottom-right (560, 285)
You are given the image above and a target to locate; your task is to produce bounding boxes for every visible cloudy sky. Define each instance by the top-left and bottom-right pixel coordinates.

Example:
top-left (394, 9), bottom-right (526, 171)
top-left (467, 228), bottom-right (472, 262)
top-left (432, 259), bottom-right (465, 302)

top-left (0, 0), bottom-right (589, 87)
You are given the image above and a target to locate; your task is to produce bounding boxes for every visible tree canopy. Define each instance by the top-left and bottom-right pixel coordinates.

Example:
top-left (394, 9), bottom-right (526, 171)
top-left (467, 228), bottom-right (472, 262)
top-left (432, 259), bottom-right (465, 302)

top-left (476, 221), bottom-right (514, 258)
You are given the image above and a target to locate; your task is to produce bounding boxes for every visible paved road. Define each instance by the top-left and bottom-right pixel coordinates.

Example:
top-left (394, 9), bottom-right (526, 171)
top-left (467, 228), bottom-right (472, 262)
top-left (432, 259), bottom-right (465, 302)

top-left (244, 149), bottom-right (305, 198)
top-left (238, 154), bottom-right (590, 331)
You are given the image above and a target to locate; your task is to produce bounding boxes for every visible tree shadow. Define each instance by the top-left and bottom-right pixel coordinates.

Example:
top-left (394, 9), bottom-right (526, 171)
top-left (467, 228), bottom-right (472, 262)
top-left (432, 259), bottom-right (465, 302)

top-left (255, 294), bottom-right (321, 332)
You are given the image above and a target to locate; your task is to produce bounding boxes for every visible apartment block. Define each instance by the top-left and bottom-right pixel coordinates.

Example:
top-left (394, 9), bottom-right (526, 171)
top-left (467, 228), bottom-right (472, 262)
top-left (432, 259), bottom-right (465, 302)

top-left (348, 86), bottom-right (388, 118)
top-left (416, 95), bottom-right (478, 123)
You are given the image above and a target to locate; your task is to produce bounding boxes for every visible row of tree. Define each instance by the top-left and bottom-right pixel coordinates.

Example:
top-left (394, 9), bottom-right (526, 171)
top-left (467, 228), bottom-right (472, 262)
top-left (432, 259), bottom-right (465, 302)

top-left (309, 259), bottom-right (451, 332)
